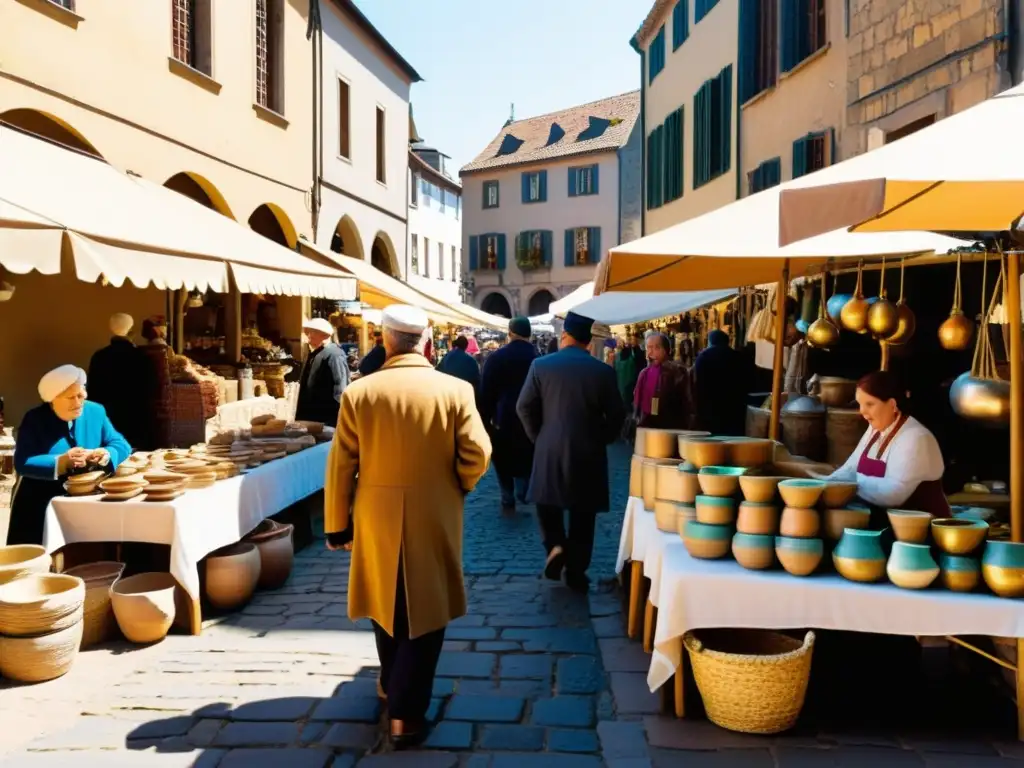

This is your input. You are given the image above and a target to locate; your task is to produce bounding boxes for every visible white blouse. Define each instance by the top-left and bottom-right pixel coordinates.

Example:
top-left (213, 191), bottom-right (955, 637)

top-left (827, 415), bottom-right (944, 508)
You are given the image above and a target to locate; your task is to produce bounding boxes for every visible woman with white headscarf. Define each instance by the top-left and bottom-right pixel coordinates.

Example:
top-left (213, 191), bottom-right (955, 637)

top-left (8, 365), bottom-right (131, 545)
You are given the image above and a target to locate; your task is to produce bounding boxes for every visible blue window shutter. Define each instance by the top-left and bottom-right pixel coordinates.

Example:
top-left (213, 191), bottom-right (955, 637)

top-left (539, 170), bottom-right (548, 202)
top-left (673, 0), bottom-right (688, 49)
top-left (497, 234), bottom-right (507, 270)
top-left (469, 236), bottom-right (479, 270)
top-left (792, 136), bottom-right (807, 178)
top-left (722, 65), bottom-right (733, 175)
top-left (769, 157), bottom-right (781, 187)
top-left (521, 174), bottom-right (530, 203)
top-left (542, 230), bottom-right (553, 266)
top-left (481, 185), bottom-right (488, 208)
top-left (591, 164), bottom-right (599, 195)
top-left (564, 229), bottom-right (575, 266)
top-left (738, 0), bottom-right (756, 103)
top-left (568, 167), bottom-right (578, 197)
top-left (590, 227), bottom-right (602, 262)
top-left (780, 0), bottom-right (799, 72)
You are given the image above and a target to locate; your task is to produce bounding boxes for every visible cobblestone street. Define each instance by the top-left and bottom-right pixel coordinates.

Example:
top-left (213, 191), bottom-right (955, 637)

top-left (4, 442), bottom-right (1024, 766)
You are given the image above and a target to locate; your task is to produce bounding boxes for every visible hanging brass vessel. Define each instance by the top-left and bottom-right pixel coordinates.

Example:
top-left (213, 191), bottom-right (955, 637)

top-left (938, 311), bottom-right (975, 351)
top-left (840, 262), bottom-right (870, 334)
top-left (867, 296), bottom-right (899, 338)
top-left (950, 372), bottom-right (1010, 426)
top-left (806, 272), bottom-right (840, 349)
top-left (887, 300), bottom-right (917, 345)
top-left (827, 293), bottom-right (852, 324)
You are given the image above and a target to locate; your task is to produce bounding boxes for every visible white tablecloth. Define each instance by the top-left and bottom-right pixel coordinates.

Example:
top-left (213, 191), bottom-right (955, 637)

top-left (648, 548), bottom-right (1024, 691)
top-left (44, 442), bottom-right (330, 598)
top-left (614, 496), bottom-right (682, 610)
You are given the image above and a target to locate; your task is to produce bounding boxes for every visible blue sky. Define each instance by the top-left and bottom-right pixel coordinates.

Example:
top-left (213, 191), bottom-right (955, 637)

top-left (351, 0), bottom-right (653, 173)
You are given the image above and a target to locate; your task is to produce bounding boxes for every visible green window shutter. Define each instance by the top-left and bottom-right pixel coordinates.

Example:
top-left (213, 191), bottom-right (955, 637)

top-left (780, 0), bottom-right (800, 72)
top-left (646, 133), bottom-right (654, 209)
top-left (497, 234), bottom-right (507, 270)
top-left (721, 65), bottom-right (733, 175)
top-left (521, 173), bottom-right (530, 203)
top-left (469, 236), bottom-right (479, 270)
top-left (738, 0), bottom-right (756, 103)
top-left (564, 229), bottom-right (575, 266)
top-left (792, 136), bottom-right (807, 178)
top-left (590, 227), bottom-right (602, 263)
top-left (539, 170), bottom-right (548, 202)
top-left (591, 164), bottom-right (599, 195)
top-left (568, 167), bottom-right (578, 197)
top-left (541, 231), bottom-right (553, 266)
top-left (673, 0), bottom-right (689, 49)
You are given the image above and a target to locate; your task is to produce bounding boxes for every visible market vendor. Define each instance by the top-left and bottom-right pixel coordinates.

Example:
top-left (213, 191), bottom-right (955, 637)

top-left (633, 332), bottom-right (691, 429)
top-left (814, 370), bottom-right (951, 519)
top-left (8, 365), bottom-right (131, 546)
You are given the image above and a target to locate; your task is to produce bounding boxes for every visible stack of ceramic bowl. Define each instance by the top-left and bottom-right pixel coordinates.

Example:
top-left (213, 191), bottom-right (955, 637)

top-left (875, 509), bottom-right (935, 589)
top-left (63, 471), bottom-right (105, 497)
top-left (98, 474), bottom-right (149, 501)
top-left (142, 469), bottom-right (188, 501)
top-left (115, 455), bottom-right (148, 477)
top-left (682, 466), bottom-right (744, 560)
top-left (255, 441), bottom-right (288, 462)
top-left (631, 428), bottom-right (707, 509)
top-left (733, 475), bottom-right (783, 571)
top-left (775, 479), bottom-right (825, 577)
top-left (653, 461), bottom-right (699, 534)
top-left (169, 459), bottom-right (218, 490)
top-left (820, 482), bottom-right (869, 541)
top-left (920, 516), bottom-right (991, 593)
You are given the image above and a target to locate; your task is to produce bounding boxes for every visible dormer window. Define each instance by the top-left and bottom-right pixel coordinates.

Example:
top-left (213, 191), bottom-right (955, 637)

top-left (546, 123), bottom-right (565, 146)
top-left (497, 134), bottom-right (524, 156)
top-left (578, 116), bottom-right (611, 141)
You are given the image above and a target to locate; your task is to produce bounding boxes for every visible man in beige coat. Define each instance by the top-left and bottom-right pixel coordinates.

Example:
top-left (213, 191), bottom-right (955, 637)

top-left (324, 304), bottom-right (491, 748)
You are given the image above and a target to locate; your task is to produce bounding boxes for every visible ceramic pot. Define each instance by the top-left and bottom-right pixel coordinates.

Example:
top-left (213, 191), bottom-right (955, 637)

top-left (775, 536), bottom-right (823, 576)
top-left (695, 495), bottom-right (737, 526)
top-left (939, 554), bottom-right (981, 593)
top-left (629, 454), bottom-right (643, 498)
top-left (833, 529), bottom-right (886, 583)
top-left (725, 438), bottom-right (773, 468)
top-left (821, 481), bottom-right (858, 508)
top-left (887, 509), bottom-right (933, 543)
top-left (654, 499), bottom-right (692, 534)
top-left (887, 542), bottom-right (939, 589)
top-left (779, 507), bottom-right (821, 538)
top-left (822, 505), bottom-right (871, 540)
top-left (680, 437), bottom-right (728, 469)
top-left (655, 462), bottom-right (700, 504)
top-left (250, 523), bottom-right (294, 590)
top-left (698, 466), bottom-right (746, 497)
top-left (932, 518), bottom-right (989, 555)
top-left (204, 542), bottom-right (261, 610)
top-left (110, 572), bottom-right (177, 644)
top-left (739, 475), bottom-right (782, 503)
top-left (682, 520), bottom-right (733, 560)
top-left (642, 458), bottom-right (679, 510)
top-left (982, 541), bottom-right (1024, 598)
top-left (732, 533), bottom-right (775, 570)
top-left (635, 428), bottom-right (680, 459)
top-left (778, 479), bottom-right (826, 508)
top-left (736, 501), bottom-right (780, 536)
top-left (816, 378), bottom-right (857, 408)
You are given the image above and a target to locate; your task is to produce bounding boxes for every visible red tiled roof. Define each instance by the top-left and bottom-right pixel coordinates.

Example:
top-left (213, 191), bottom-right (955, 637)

top-left (632, 0), bottom-right (675, 48)
top-left (460, 90), bottom-right (640, 175)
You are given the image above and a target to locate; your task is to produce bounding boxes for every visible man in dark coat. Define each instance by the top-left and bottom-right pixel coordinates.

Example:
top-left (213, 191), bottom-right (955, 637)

top-left (693, 329), bottom-right (748, 437)
top-left (480, 317), bottom-right (536, 515)
top-left (437, 336), bottom-right (480, 394)
top-left (87, 313), bottom-right (158, 450)
top-left (517, 312), bottom-right (626, 592)
top-left (295, 318), bottom-right (350, 426)
top-left (359, 332), bottom-right (386, 376)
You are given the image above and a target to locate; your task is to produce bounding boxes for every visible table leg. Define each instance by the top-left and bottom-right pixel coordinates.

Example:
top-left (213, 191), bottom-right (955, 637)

top-left (674, 655), bottom-right (686, 719)
top-left (1017, 638), bottom-right (1024, 740)
top-left (643, 600), bottom-right (656, 653)
top-left (187, 596), bottom-right (203, 636)
top-left (627, 561), bottom-right (643, 639)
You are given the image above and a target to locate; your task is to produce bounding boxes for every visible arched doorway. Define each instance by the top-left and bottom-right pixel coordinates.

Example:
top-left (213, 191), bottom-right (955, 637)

top-left (330, 216), bottom-right (364, 260)
top-left (481, 292), bottom-right (512, 318)
top-left (371, 233), bottom-right (398, 278)
top-left (528, 289), bottom-right (555, 316)
top-left (248, 204), bottom-right (289, 247)
top-left (163, 172), bottom-right (234, 218)
top-left (0, 108), bottom-right (102, 157)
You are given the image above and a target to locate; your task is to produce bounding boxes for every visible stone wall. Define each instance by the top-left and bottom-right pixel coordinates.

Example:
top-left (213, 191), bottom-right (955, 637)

top-left (845, 0), bottom-right (1011, 156)
top-left (618, 120), bottom-right (644, 246)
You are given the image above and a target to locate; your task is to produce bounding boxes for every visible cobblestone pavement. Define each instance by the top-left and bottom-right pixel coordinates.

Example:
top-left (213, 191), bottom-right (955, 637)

top-left (4, 442), bottom-right (1024, 766)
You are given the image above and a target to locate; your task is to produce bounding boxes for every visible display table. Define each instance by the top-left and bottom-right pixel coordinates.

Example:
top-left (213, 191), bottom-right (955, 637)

top-left (649, 545), bottom-right (1024, 737)
top-left (44, 442), bottom-right (330, 634)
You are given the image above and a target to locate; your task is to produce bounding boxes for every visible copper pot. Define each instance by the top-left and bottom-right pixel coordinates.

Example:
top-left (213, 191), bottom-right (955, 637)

top-left (938, 311), bottom-right (975, 351)
top-left (950, 372), bottom-right (1010, 426)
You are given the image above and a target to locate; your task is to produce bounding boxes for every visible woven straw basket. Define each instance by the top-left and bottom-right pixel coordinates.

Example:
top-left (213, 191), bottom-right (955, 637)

top-left (64, 561), bottom-right (125, 648)
top-left (0, 545), bottom-right (51, 586)
top-left (684, 629), bottom-right (815, 734)
top-left (0, 619), bottom-right (84, 683)
top-left (0, 574), bottom-right (85, 637)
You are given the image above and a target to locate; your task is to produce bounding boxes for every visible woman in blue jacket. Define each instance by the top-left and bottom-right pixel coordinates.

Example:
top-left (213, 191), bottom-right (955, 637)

top-left (8, 365), bottom-right (131, 546)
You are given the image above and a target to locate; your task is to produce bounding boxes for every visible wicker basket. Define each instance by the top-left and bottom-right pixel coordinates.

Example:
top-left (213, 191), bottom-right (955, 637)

top-left (684, 629), bottom-right (815, 734)
top-left (0, 545), bottom-right (51, 586)
top-left (64, 561), bottom-right (125, 648)
top-left (0, 619), bottom-right (84, 683)
top-left (0, 574), bottom-right (85, 637)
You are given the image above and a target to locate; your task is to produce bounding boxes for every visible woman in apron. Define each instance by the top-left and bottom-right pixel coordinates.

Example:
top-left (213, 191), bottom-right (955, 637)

top-left (633, 332), bottom-right (692, 430)
top-left (815, 370), bottom-right (950, 521)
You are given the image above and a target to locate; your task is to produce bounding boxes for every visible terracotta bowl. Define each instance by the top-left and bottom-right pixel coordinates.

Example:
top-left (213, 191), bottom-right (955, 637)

top-left (775, 537), bottom-right (823, 577)
top-left (738, 475), bottom-right (783, 504)
top-left (697, 466), bottom-right (747, 497)
top-left (821, 482), bottom-right (858, 509)
top-left (932, 518), bottom-right (989, 555)
top-left (725, 438), bottom-right (773, 468)
top-left (736, 501), bottom-right (780, 536)
top-left (695, 495), bottom-right (737, 526)
top-left (682, 521), bottom-right (733, 560)
top-left (779, 507), bottom-right (821, 538)
top-left (732, 533), bottom-right (775, 570)
top-left (681, 438), bottom-right (728, 469)
top-left (823, 506), bottom-right (871, 541)
top-left (110, 572), bottom-right (177, 644)
top-left (887, 509), bottom-right (933, 544)
top-left (778, 479), bottom-right (826, 508)
top-left (204, 543), bottom-right (261, 610)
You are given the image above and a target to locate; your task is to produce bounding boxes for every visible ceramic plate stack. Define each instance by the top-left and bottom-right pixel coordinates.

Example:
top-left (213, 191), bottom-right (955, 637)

top-left (99, 475), bottom-right (149, 501)
top-left (228, 449), bottom-right (259, 470)
top-left (257, 441), bottom-right (288, 462)
top-left (142, 469), bottom-right (188, 501)
top-left (64, 471), bottom-right (106, 497)
top-left (167, 460), bottom-right (216, 490)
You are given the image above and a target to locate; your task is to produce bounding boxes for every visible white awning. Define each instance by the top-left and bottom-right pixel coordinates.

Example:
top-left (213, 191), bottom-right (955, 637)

top-left (0, 125), bottom-right (355, 298)
top-left (549, 282), bottom-right (595, 315)
top-left (572, 289), bottom-right (737, 325)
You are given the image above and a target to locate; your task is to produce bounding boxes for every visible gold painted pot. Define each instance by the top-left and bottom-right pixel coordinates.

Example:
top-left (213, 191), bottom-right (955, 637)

top-left (931, 518), bottom-right (988, 555)
top-left (736, 502), bottom-right (780, 536)
top-left (806, 317), bottom-right (840, 349)
top-left (867, 297), bottom-right (899, 339)
top-left (780, 507), bottom-right (821, 538)
top-left (938, 311), bottom-right (974, 351)
top-left (738, 475), bottom-right (782, 503)
top-left (981, 541), bottom-right (1024, 597)
top-left (886, 300), bottom-right (916, 345)
top-left (815, 378), bottom-right (857, 408)
top-left (833, 554), bottom-right (886, 583)
top-left (655, 462), bottom-right (699, 504)
top-left (840, 294), bottom-right (871, 334)
top-left (942, 569), bottom-right (981, 593)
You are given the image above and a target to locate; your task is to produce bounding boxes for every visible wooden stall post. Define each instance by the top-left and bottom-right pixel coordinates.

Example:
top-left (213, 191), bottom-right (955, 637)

top-left (880, 341), bottom-right (890, 372)
top-left (1007, 251), bottom-right (1023, 543)
top-left (768, 261), bottom-right (791, 441)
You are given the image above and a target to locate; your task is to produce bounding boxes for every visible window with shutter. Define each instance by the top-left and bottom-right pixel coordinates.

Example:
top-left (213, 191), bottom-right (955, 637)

top-left (479, 235), bottom-right (500, 271)
top-left (649, 26), bottom-right (666, 83)
top-left (792, 130), bottom-right (831, 179)
top-left (255, 0), bottom-right (284, 114)
top-left (673, 0), bottom-right (689, 49)
top-left (747, 157), bottom-right (781, 195)
top-left (739, 0), bottom-right (777, 103)
top-left (695, 0), bottom-right (721, 24)
top-left (781, 0), bottom-right (827, 73)
top-left (694, 66), bottom-right (732, 188)
top-left (468, 236), bottom-right (478, 271)
top-left (496, 234), bottom-right (507, 271)
top-left (483, 181), bottom-right (499, 209)
top-left (522, 172), bottom-right (545, 203)
top-left (646, 132), bottom-right (656, 210)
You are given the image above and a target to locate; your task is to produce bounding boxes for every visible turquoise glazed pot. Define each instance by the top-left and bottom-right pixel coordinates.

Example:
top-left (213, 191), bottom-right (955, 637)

top-left (775, 536), bottom-right (823, 576)
top-left (683, 520), bottom-right (733, 560)
top-left (833, 529), bottom-right (886, 583)
top-left (695, 494), bottom-right (737, 526)
top-left (886, 542), bottom-right (939, 590)
top-left (939, 554), bottom-right (980, 593)
top-left (732, 532), bottom-right (775, 570)
top-left (697, 466), bottom-right (747, 497)
top-left (982, 541), bottom-right (1024, 598)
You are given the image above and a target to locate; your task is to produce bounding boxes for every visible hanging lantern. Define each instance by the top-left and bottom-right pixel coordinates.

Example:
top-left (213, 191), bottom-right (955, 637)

top-left (938, 252), bottom-right (975, 351)
top-left (867, 256), bottom-right (899, 339)
top-left (806, 271), bottom-right (840, 349)
top-left (887, 258), bottom-right (916, 345)
top-left (840, 261), bottom-right (871, 334)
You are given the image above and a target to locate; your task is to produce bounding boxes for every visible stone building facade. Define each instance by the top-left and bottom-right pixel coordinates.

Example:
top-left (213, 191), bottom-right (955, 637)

top-left (845, 0), bottom-right (1013, 156)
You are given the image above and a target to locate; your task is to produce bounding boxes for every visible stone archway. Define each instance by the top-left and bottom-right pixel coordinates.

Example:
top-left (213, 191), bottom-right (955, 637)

top-left (0, 108), bottom-right (102, 157)
top-left (481, 292), bottom-right (513, 319)
top-left (371, 232), bottom-right (399, 278)
top-left (163, 172), bottom-right (234, 218)
top-left (527, 289), bottom-right (555, 316)
top-left (330, 215), bottom-right (364, 261)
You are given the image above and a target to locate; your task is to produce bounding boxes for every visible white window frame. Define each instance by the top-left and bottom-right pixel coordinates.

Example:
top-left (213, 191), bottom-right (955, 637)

top-left (485, 182), bottom-right (499, 208)
top-left (576, 166), bottom-right (593, 196)
top-left (528, 173), bottom-right (541, 202)
top-left (410, 234), bottom-right (419, 273)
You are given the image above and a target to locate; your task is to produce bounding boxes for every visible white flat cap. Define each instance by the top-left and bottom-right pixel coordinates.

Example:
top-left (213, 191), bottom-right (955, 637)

top-left (383, 304), bottom-right (428, 334)
top-left (38, 364), bottom-right (86, 403)
top-left (110, 312), bottom-right (134, 337)
top-left (302, 317), bottom-right (334, 336)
